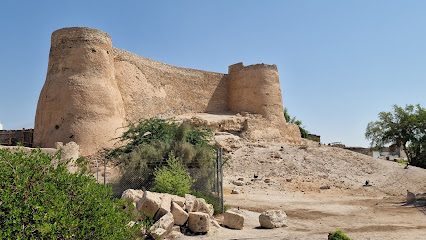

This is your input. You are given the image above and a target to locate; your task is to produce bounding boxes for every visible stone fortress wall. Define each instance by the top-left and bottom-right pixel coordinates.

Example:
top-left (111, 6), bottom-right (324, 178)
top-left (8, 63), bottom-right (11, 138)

top-left (34, 27), bottom-right (300, 156)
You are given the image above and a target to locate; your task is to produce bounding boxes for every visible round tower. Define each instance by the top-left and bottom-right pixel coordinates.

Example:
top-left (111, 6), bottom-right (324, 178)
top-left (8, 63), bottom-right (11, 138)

top-left (34, 27), bottom-right (125, 156)
top-left (227, 62), bottom-right (285, 121)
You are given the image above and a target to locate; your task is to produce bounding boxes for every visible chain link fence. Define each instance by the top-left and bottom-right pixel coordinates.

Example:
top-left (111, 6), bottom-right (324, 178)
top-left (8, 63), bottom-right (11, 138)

top-left (96, 148), bottom-right (225, 212)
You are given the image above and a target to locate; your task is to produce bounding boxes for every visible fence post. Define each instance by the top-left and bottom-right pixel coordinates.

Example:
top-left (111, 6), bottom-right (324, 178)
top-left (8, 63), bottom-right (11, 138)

top-left (96, 159), bottom-right (99, 183)
top-left (220, 147), bottom-right (224, 213)
top-left (216, 148), bottom-right (219, 195)
top-left (104, 158), bottom-right (107, 185)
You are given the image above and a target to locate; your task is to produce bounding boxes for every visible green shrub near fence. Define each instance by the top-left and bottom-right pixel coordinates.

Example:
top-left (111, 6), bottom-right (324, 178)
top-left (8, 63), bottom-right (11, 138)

top-left (153, 154), bottom-right (194, 196)
top-left (108, 118), bottom-right (217, 197)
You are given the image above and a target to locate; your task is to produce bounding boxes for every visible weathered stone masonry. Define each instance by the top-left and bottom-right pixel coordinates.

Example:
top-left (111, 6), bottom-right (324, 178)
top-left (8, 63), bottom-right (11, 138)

top-left (34, 27), bottom-right (300, 156)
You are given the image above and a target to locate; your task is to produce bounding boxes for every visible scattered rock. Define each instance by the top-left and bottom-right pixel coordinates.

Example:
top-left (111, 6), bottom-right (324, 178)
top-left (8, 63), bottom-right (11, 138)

top-left (320, 185), bottom-right (330, 190)
top-left (171, 195), bottom-right (186, 208)
top-left (223, 210), bottom-right (245, 230)
top-left (188, 212), bottom-right (210, 233)
top-left (272, 152), bottom-right (281, 158)
top-left (150, 212), bottom-right (174, 239)
top-left (264, 178), bottom-right (271, 183)
top-left (121, 189), bottom-right (144, 202)
top-left (232, 189), bottom-right (240, 194)
top-left (193, 198), bottom-right (214, 216)
top-left (233, 180), bottom-right (245, 186)
top-left (172, 225), bottom-right (181, 232)
top-left (155, 194), bottom-right (172, 220)
top-left (238, 177), bottom-right (244, 181)
top-left (406, 190), bottom-right (416, 204)
top-left (211, 219), bottom-right (221, 228)
top-left (169, 225), bottom-right (184, 238)
top-left (171, 202), bottom-right (189, 226)
top-left (185, 194), bottom-right (196, 212)
top-left (286, 178), bottom-right (292, 183)
top-left (259, 210), bottom-right (288, 229)
top-left (137, 191), bottom-right (161, 216)
top-left (124, 202), bottom-right (140, 219)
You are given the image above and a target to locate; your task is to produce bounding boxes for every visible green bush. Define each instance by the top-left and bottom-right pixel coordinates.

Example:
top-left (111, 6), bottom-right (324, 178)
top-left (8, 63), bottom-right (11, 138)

top-left (0, 148), bottom-right (139, 239)
top-left (108, 118), bottom-right (217, 195)
top-left (396, 158), bottom-right (408, 165)
top-left (329, 229), bottom-right (351, 240)
top-left (152, 154), bottom-right (194, 196)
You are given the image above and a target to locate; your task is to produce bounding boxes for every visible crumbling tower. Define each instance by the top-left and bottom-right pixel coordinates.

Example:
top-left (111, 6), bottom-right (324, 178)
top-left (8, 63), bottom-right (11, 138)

top-left (34, 27), bottom-right (125, 156)
top-left (227, 62), bottom-right (286, 122)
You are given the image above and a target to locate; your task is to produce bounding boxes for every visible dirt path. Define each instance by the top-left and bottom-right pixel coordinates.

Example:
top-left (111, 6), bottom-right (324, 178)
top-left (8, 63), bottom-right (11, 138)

top-left (176, 185), bottom-right (425, 240)
top-left (220, 187), bottom-right (426, 240)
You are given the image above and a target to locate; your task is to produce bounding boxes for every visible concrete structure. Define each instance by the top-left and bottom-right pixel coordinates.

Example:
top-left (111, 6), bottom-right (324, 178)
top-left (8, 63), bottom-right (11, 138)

top-left (0, 129), bottom-right (33, 147)
top-left (372, 146), bottom-right (407, 161)
top-left (34, 27), bottom-right (300, 156)
top-left (0, 122), bottom-right (3, 130)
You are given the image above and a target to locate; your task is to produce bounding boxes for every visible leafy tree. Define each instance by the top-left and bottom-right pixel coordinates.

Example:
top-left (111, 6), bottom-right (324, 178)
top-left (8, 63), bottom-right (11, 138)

top-left (365, 104), bottom-right (426, 168)
top-left (107, 118), bottom-right (216, 195)
top-left (0, 147), bottom-right (140, 239)
top-left (284, 108), bottom-right (309, 138)
top-left (108, 118), bottom-right (214, 166)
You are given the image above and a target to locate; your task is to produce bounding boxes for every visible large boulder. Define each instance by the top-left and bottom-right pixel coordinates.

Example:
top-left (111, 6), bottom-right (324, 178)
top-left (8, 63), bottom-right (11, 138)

top-left (193, 198), bottom-right (214, 216)
top-left (259, 210), bottom-right (288, 229)
top-left (155, 194), bottom-right (172, 220)
top-left (223, 210), bottom-right (245, 230)
top-left (171, 195), bottom-right (186, 208)
top-left (171, 202), bottom-right (189, 226)
top-left (188, 212), bottom-right (209, 233)
top-left (150, 212), bottom-right (174, 239)
top-left (185, 194), bottom-right (196, 212)
top-left (232, 180), bottom-right (244, 186)
top-left (124, 202), bottom-right (140, 219)
top-left (137, 191), bottom-right (162, 216)
top-left (122, 189), bottom-right (144, 202)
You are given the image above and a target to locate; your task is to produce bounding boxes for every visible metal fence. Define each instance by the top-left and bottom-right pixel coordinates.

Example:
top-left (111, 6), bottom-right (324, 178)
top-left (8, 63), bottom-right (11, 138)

top-left (96, 148), bottom-right (225, 212)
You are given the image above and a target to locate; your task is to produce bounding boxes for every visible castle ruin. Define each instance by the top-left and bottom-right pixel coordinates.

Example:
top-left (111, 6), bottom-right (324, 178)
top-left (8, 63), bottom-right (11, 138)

top-left (34, 27), bottom-right (300, 156)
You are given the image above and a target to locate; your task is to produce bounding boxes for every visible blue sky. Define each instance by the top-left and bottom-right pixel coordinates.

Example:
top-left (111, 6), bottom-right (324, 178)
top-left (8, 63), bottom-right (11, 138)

top-left (1, 1), bottom-right (425, 147)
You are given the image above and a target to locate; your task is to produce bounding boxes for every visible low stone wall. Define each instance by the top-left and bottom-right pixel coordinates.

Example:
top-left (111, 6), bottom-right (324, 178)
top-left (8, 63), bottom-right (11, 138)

top-left (0, 141), bottom-right (79, 173)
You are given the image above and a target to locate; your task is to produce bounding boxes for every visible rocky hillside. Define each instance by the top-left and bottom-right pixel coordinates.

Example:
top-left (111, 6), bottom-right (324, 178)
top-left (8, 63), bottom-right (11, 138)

top-left (217, 134), bottom-right (426, 196)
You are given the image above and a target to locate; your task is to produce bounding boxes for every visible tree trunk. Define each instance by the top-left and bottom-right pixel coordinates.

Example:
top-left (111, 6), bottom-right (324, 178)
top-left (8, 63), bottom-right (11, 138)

top-left (402, 144), bottom-right (412, 163)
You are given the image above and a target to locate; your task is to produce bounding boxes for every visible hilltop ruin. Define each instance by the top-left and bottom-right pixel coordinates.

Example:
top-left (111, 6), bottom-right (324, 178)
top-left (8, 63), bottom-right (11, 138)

top-left (34, 27), bottom-right (300, 156)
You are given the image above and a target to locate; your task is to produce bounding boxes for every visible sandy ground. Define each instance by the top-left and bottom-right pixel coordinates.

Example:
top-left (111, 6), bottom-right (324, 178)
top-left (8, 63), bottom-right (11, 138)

top-left (175, 136), bottom-right (426, 240)
top-left (90, 126), bottom-right (426, 240)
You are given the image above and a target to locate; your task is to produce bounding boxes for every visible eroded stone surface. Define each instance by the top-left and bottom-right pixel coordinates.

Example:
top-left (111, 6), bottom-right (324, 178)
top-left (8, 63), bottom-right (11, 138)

top-left (259, 210), bottom-right (287, 229)
top-left (122, 189), bottom-right (144, 202)
top-left (188, 212), bottom-right (209, 233)
top-left (137, 191), bottom-right (161, 216)
top-left (223, 210), bottom-right (245, 230)
top-left (171, 202), bottom-right (189, 226)
top-left (155, 194), bottom-right (172, 220)
top-left (150, 212), bottom-right (174, 239)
